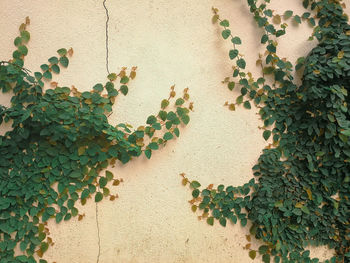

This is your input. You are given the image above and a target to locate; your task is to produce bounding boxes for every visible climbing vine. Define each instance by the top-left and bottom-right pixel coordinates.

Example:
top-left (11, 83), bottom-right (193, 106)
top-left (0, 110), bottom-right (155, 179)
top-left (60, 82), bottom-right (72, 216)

top-left (0, 18), bottom-right (192, 262)
top-left (182, 0), bottom-right (350, 262)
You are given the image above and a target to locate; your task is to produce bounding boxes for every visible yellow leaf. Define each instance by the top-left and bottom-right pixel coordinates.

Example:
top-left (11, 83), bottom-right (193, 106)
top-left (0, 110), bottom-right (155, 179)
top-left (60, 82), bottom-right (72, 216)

top-left (273, 15), bottom-right (281, 24)
top-left (338, 50), bottom-right (344, 59)
top-left (229, 103), bottom-right (235, 111)
top-left (136, 138), bottom-right (144, 147)
top-left (249, 250), bottom-right (256, 260)
top-left (130, 71), bottom-right (136, 79)
top-left (295, 202), bottom-right (304, 208)
top-left (84, 98), bottom-right (92, 105)
top-left (313, 70), bottom-right (320, 75)
top-left (119, 70), bottom-right (126, 77)
top-left (191, 205), bottom-right (197, 212)
top-left (212, 14), bottom-right (219, 24)
top-left (78, 146), bottom-right (85, 156)
top-left (306, 188), bottom-right (313, 200)
top-left (19, 23), bottom-right (26, 32)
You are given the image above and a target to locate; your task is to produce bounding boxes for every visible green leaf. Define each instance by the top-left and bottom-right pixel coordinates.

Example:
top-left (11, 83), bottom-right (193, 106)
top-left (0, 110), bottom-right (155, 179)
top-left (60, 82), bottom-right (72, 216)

top-left (18, 45), bottom-right (28, 55)
top-left (222, 29), bottom-right (231, 39)
top-left (219, 217), bottom-right (227, 227)
top-left (57, 48), bottom-right (67, 56)
top-left (161, 99), bottom-right (169, 109)
top-left (51, 64), bottom-right (60, 74)
top-left (229, 49), bottom-right (239, 60)
top-left (16, 255), bottom-right (28, 262)
top-left (152, 123), bottom-right (161, 130)
top-left (262, 254), bottom-right (271, 263)
top-left (207, 217), bottom-right (214, 226)
top-left (14, 37), bottom-right (22, 47)
top-left (301, 206), bottom-right (310, 214)
top-left (263, 67), bottom-right (275, 74)
top-left (43, 71), bottom-right (52, 80)
top-left (20, 31), bottom-right (30, 42)
top-left (181, 115), bottom-right (190, 125)
top-left (190, 181), bottom-right (201, 189)
top-left (106, 171), bottom-right (113, 181)
top-left (95, 192), bottom-right (103, 202)
top-left (120, 85), bottom-right (128, 95)
top-left (241, 218), bottom-right (247, 227)
top-left (243, 101), bottom-right (251, 109)
top-left (236, 59), bottom-right (246, 69)
top-left (236, 95), bottom-right (243, 104)
top-left (228, 82), bottom-right (235, 90)
top-left (41, 242), bottom-right (49, 253)
top-left (55, 212), bottom-right (63, 223)
top-left (308, 17), bottom-right (316, 26)
top-left (261, 34), bottom-right (268, 44)
top-left (34, 72), bottom-right (42, 80)
top-left (108, 73), bottom-right (117, 81)
top-left (59, 56), bottom-right (69, 67)
top-left (40, 64), bottom-right (49, 71)
top-left (341, 130), bottom-right (350, 136)
top-left (259, 245), bottom-right (269, 255)
top-left (159, 110), bottom-right (167, 120)
top-left (148, 142), bottom-right (159, 150)
top-left (71, 207), bottom-right (78, 217)
top-left (64, 213), bottom-right (72, 221)
top-left (163, 132), bottom-right (173, 141)
top-left (263, 130), bottom-right (271, 140)
top-left (69, 171), bottom-right (81, 178)
top-left (93, 84), bottom-right (104, 92)
top-left (48, 56), bottom-right (59, 64)
top-left (175, 98), bottom-right (185, 105)
top-left (145, 149), bottom-right (152, 159)
top-left (192, 189), bottom-right (200, 198)
top-left (219, 20), bottom-right (229, 27)
top-left (294, 15), bottom-right (301, 24)
top-left (146, 115), bottom-right (157, 125)
top-left (231, 36), bottom-right (241, 45)
top-left (99, 177), bottom-right (107, 188)
top-left (284, 10), bottom-right (293, 19)
top-left (81, 189), bottom-right (90, 199)
top-left (120, 76), bottom-right (129, 84)
top-left (267, 44), bottom-right (276, 53)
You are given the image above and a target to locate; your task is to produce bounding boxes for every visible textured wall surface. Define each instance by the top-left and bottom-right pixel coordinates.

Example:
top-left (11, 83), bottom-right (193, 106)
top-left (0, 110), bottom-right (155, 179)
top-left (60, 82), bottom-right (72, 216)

top-left (1, 0), bottom-right (347, 262)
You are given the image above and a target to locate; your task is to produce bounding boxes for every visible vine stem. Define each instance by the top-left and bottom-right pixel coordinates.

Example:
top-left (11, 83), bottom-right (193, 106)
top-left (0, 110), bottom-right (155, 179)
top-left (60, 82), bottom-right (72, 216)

top-left (103, 0), bottom-right (110, 75)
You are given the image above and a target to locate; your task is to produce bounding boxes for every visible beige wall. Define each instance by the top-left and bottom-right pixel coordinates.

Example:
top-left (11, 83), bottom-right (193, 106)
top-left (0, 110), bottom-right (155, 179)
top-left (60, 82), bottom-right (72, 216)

top-left (1, 0), bottom-right (347, 262)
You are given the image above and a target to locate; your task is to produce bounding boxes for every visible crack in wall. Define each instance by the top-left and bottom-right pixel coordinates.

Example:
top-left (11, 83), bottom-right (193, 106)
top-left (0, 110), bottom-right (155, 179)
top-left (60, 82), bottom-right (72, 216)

top-left (96, 1), bottom-right (110, 262)
top-left (96, 203), bottom-right (101, 263)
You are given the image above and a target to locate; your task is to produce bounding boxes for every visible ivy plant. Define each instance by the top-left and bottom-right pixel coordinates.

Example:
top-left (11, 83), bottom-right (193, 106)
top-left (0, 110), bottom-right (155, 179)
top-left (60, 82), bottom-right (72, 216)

top-left (0, 18), bottom-right (192, 263)
top-left (183, 0), bottom-right (350, 262)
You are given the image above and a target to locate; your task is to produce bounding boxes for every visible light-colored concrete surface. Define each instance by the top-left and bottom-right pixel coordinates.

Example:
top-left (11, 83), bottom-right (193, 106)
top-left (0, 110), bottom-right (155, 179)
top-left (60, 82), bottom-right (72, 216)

top-left (1, 0), bottom-right (346, 262)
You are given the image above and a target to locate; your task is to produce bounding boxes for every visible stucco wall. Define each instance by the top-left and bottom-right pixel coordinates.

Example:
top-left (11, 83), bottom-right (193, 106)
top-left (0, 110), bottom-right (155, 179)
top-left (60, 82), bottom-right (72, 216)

top-left (0, 0), bottom-right (348, 262)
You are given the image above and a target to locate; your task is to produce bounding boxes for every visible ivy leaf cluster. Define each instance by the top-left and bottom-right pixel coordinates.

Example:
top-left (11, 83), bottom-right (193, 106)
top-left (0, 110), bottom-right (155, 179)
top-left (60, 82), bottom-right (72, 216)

top-left (0, 18), bottom-right (192, 262)
top-left (184, 0), bottom-right (350, 262)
